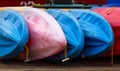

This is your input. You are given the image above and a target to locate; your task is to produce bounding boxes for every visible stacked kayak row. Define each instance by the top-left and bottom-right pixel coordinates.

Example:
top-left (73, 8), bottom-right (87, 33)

top-left (0, 7), bottom-right (115, 62)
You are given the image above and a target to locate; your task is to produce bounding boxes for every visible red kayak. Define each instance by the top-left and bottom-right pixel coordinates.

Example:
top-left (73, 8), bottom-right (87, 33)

top-left (0, 0), bottom-right (46, 7)
top-left (93, 7), bottom-right (120, 56)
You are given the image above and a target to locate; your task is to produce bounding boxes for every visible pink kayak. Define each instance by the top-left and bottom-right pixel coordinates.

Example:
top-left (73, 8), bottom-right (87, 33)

top-left (17, 8), bottom-right (66, 61)
top-left (93, 7), bottom-right (120, 56)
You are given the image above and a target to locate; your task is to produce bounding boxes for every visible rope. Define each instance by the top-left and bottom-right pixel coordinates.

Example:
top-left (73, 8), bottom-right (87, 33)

top-left (111, 47), bottom-right (114, 64)
top-left (32, 3), bottom-right (41, 7)
top-left (106, 7), bottom-right (116, 15)
top-left (106, 7), bottom-right (115, 64)
top-left (62, 46), bottom-right (69, 62)
top-left (24, 45), bottom-right (31, 62)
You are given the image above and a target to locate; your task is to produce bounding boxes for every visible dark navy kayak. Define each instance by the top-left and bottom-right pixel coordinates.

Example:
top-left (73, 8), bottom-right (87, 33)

top-left (106, 0), bottom-right (120, 7)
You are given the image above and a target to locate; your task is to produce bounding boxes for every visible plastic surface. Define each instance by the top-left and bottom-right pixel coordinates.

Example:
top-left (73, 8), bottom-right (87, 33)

top-left (68, 9), bottom-right (114, 57)
top-left (93, 7), bottom-right (120, 56)
top-left (0, 10), bottom-right (29, 59)
top-left (18, 8), bottom-right (66, 60)
top-left (46, 9), bottom-right (84, 60)
top-left (106, 0), bottom-right (120, 6)
top-left (75, 0), bottom-right (106, 4)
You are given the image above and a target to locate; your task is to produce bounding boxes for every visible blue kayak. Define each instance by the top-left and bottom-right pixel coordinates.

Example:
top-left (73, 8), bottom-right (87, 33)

top-left (0, 10), bottom-right (29, 60)
top-left (46, 9), bottom-right (84, 61)
top-left (68, 9), bottom-right (114, 57)
top-left (106, 0), bottom-right (120, 6)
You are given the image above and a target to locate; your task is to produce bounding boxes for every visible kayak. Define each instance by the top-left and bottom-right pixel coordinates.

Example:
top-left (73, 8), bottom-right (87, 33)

top-left (68, 9), bottom-right (114, 57)
top-left (17, 8), bottom-right (67, 61)
top-left (46, 9), bottom-right (84, 61)
top-left (93, 7), bottom-right (120, 56)
top-left (74, 0), bottom-right (106, 4)
top-left (106, 0), bottom-right (120, 6)
top-left (0, 10), bottom-right (29, 60)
